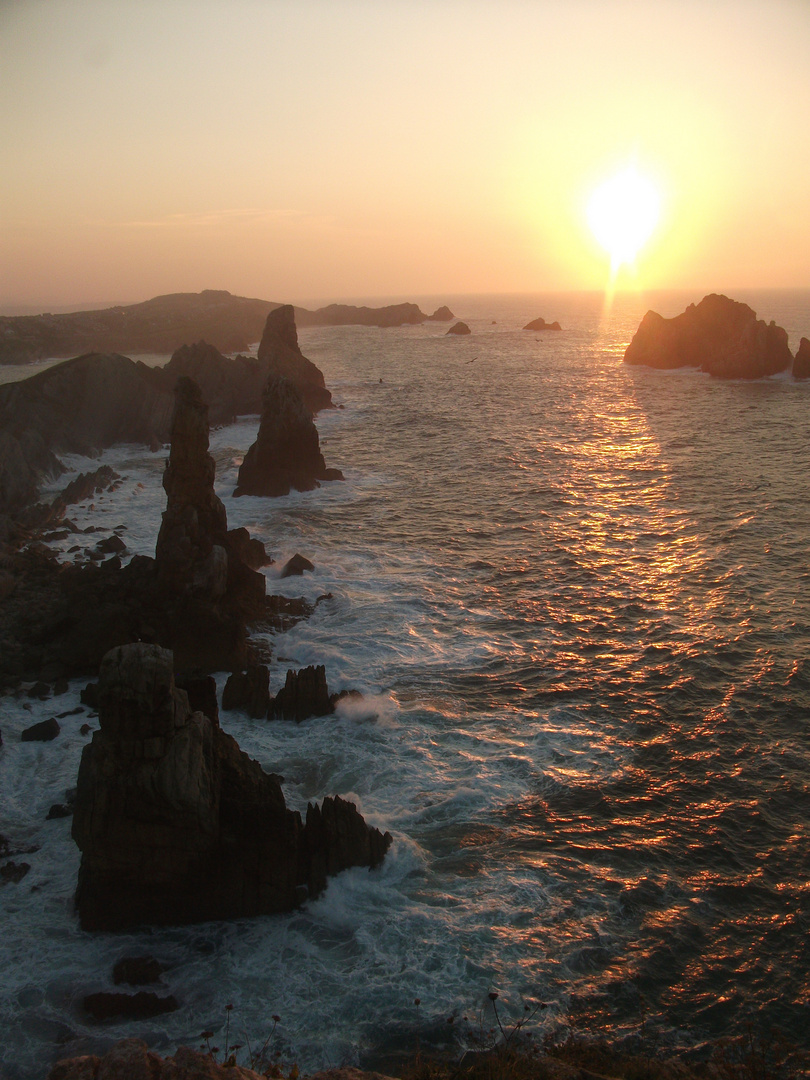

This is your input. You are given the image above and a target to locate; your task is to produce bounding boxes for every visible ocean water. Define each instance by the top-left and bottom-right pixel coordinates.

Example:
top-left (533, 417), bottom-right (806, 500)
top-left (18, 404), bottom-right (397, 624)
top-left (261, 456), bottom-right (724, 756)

top-left (1, 290), bottom-right (810, 1078)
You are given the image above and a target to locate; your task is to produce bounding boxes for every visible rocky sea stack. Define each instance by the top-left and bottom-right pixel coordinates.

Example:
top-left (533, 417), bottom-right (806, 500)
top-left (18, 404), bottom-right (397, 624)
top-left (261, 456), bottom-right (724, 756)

top-left (623, 293), bottom-right (793, 379)
top-left (234, 375), bottom-right (344, 497)
top-left (72, 643), bottom-right (392, 930)
top-left (258, 304), bottom-right (333, 412)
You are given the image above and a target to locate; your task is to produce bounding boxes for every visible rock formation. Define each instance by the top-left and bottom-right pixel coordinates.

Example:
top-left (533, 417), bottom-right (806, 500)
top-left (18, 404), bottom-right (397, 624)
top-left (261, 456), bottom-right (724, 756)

top-left (446, 322), bottom-right (471, 336)
top-left (233, 375), bottom-right (344, 497)
top-left (270, 664), bottom-right (334, 722)
top-left (523, 316), bottom-right (561, 331)
top-left (623, 294), bottom-right (793, 379)
top-left (72, 643), bottom-right (391, 930)
top-left (257, 305), bottom-right (333, 412)
top-left (426, 305), bottom-right (455, 321)
top-left (295, 300), bottom-right (427, 328)
top-left (793, 337), bottom-right (810, 379)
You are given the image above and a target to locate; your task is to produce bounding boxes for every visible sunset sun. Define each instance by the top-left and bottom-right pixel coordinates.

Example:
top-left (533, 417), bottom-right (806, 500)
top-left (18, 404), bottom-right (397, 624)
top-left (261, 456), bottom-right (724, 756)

top-left (587, 166), bottom-right (661, 269)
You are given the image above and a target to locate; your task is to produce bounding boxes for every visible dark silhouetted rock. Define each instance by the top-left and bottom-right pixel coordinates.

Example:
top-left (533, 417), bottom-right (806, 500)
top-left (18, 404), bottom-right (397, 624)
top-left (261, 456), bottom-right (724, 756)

top-left (295, 301), bottom-right (426, 329)
top-left (523, 316), bottom-right (561, 331)
top-left (270, 664), bottom-right (333, 722)
top-left (281, 553), bottom-right (314, 577)
top-left (83, 991), bottom-right (179, 1022)
top-left (227, 526), bottom-right (273, 569)
top-left (72, 643), bottom-right (391, 929)
top-left (222, 665), bottom-right (271, 718)
top-left (96, 534), bottom-right (126, 554)
top-left (426, 305), bottom-right (455, 321)
top-left (793, 337), bottom-right (810, 379)
top-left (1, 861), bottom-right (30, 885)
top-left (446, 322), bottom-right (471, 336)
top-left (174, 673), bottom-right (219, 724)
top-left (234, 376), bottom-right (343, 497)
top-left (257, 305), bottom-right (333, 412)
top-left (27, 680), bottom-right (51, 699)
top-left (21, 716), bottom-right (60, 742)
top-left (55, 466), bottom-right (121, 509)
top-left (624, 294), bottom-right (793, 379)
top-left (113, 956), bottom-right (165, 986)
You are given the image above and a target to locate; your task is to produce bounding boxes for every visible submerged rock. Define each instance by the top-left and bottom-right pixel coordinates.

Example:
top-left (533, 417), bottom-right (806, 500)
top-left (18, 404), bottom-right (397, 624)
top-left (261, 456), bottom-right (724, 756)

top-left (624, 293), bottom-right (793, 379)
top-left (72, 643), bottom-right (391, 929)
top-left (233, 375), bottom-right (344, 497)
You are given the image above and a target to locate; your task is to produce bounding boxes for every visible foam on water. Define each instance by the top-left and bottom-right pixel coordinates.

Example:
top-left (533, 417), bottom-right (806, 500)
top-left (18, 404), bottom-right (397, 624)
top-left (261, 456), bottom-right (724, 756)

top-left (3, 291), bottom-right (810, 1078)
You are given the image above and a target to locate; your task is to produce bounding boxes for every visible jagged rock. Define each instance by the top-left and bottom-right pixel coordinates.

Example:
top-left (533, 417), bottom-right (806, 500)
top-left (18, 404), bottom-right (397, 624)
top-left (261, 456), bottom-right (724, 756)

top-left (222, 665), bottom-right (271, 718)
top-left (446, 322), bottom-right (471, 335)
top-left (793, 337), bottom-right (810, 379)
top-left (257, 305), bottom-right (333, 412)
top-left (55, 466), bottom-right (121, 508)
top-left (281, 553), bottom-right (314, 577)
top-left (270, 664), bottom-right (334, 722)
top-left (624, 294), bottom-right (793, 378)
top-left (426, 305), bottom-right (455, 321)
top-left (113, 956), bottom-right (165, 986)
top-left (523, 316), bottom-right (561, 331)
top-left (234, 376), bottom-right (343, 497)
top-left (72, 643), bottom-right (391, 929)
top-left (21, 716), bottom-right (60, 742)
top-left (83, 991), bottom-right (179, 1021)
top-left (227, 526), bottom-right (273, 569)
top-left (174, 673), bottom-right (219, 723)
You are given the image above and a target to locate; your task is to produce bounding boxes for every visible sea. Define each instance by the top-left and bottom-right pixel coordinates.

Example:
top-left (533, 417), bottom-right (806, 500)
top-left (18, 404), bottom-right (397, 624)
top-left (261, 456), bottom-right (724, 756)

top-left (1, 289), bottom-right (810, 1079)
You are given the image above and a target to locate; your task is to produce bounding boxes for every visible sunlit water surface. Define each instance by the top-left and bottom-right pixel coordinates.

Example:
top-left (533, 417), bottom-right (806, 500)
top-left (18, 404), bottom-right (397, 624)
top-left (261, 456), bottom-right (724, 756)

top-left (1, 291), bottom-right (809, 1078)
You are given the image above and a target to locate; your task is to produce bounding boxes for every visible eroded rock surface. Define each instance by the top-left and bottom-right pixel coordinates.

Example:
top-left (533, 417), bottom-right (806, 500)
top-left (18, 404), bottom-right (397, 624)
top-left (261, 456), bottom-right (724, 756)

top-left (72, 643), bottom-right (391, 930)
top-left (624, 293), bottom-right (793, 378)
top-left (234, 376), bottom-right (343, 497)
top-left (258, 305), bottom-right (333, 412)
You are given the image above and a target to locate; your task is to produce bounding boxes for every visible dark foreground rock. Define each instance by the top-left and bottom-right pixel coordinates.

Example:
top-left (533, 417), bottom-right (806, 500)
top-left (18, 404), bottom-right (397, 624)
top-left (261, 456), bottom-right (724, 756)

top-left (446, 322), bottom-right (471, 336)
top-left (222, 664), bottom-right (271, 718)
top-left (270, 664), bottom-right (334, 722)
top-left (234, 376), bottom-right (343, 497)
top-left (72, 643), bottom-right (391, 929)
top-left (623, 293), bottom-right (793, 378)
top-left (793, 337), bottom-right (810, 379)
top-left (524, 316), bottom-right (561, 331)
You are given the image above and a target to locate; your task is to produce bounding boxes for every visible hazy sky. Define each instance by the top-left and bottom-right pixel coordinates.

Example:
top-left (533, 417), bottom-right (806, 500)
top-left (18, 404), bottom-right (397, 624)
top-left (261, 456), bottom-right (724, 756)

top-left (1, 0), bottom-right (809, 310)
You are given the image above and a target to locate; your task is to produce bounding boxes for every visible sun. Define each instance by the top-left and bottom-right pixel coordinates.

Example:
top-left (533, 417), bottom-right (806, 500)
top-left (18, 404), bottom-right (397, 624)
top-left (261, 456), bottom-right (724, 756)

top-left (586, 166), bottom-right (661, 269)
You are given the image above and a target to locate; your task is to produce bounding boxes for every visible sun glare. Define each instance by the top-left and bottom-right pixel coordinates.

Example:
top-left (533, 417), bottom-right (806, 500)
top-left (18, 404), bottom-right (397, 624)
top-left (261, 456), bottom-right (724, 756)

top-left (587, 166), bottom-right (660, 269)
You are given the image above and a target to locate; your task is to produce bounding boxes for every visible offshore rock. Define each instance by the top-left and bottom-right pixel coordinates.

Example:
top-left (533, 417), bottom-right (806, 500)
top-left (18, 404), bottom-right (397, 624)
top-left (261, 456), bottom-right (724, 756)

top-left (295, 300), bottom-right (426, 329)
top-left (793, 337), bottom-right (810, 379)
top-left (281, 552), bottom-right (314, 577)
top-left (222, 664), bottom-right (271, 718)
top-left (72, 643), bottom-right (391, 930)
top-left (624, 293), bottom-right (793, 379)
top-left (233, 375), bottom-right (344, 497)
top-left (426, 305), bottom-right (455, 321)
top-left (257, 304), bottom-right (333, 412)
top-left (270, 664), bottom-right (334, 722)
top-left (524, 316), bottom-right (561, 331)
top-left (446, 321), bottom-right (471, 335)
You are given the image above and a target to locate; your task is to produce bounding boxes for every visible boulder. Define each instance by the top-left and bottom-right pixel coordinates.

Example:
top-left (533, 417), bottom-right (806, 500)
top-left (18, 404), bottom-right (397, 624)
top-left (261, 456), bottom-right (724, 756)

top-left (523, 316), bottom-right (561, 331)
top-left (257, 305), bottom-right (333, 412)
top-left (21, 716), bottom-right (60, 742)
top-left (281, 553), bottom-right (314, 577)
top-left (426, 305), bottom-right (455, 321)
top-left (72, 643), bottom-right (391, 929)
top-left (793, 337), bottom-right (810, 379)
top-left (113, 956), bottom-right (165, 986)
top-left (624, 294), bottom-right (793, 378)
top-left (233, 376), bottom-right (343, 497)
top-left (446, 322), bottom-right (471, 336)
top-left (270, 664), bottom-right (333, 722)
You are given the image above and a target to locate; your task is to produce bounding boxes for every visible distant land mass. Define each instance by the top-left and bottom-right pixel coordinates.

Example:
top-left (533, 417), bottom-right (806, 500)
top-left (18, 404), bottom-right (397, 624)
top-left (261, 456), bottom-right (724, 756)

top-left (0, 291), bottom-right (455, 364)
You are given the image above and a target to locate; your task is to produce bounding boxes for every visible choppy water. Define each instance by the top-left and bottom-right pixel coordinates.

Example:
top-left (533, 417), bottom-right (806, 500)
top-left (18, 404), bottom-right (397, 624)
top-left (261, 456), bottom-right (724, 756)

top-left (2, 290), bottom-right (810, 1078)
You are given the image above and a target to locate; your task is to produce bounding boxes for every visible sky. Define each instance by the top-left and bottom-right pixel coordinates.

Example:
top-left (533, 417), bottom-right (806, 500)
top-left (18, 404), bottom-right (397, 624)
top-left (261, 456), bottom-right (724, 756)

top-left (1, 0), bottom-right (809, 311)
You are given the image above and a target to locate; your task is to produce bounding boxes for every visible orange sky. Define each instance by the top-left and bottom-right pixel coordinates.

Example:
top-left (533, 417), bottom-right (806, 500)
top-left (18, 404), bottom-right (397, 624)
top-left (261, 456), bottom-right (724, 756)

top-left (1, 0), bottom-right (809, 311)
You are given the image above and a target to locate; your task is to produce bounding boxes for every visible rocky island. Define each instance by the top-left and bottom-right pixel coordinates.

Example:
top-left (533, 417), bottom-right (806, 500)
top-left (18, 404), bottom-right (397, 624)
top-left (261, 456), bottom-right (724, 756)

top-left (623, 293), bottom-right (794, 378)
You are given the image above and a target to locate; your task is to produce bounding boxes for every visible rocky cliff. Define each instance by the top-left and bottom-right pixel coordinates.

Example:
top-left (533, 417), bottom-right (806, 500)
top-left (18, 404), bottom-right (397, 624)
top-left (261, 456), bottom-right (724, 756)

top-left (234, 375), bottom-right (343, 497)
top-left (623, 293), bottom-right (793, 379)
top-left (257, 304), bottom-right (333, 412)
top-left (72, 643), bottom-right (391, 929)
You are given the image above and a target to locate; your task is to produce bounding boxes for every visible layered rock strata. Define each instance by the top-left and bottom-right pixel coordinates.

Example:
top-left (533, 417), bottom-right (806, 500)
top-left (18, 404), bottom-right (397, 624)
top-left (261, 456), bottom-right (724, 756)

top-left (234, 376), bottom-right (344, 497)
top-left (72, 643), bottom-right (391, 929)
top-left (623, 293), bottom-right (793, 378)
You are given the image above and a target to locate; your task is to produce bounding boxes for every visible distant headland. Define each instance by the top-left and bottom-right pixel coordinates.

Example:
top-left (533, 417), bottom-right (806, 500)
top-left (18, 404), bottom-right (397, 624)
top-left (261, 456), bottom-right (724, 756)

top-left (0, 291), bottom-right (455, 364)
